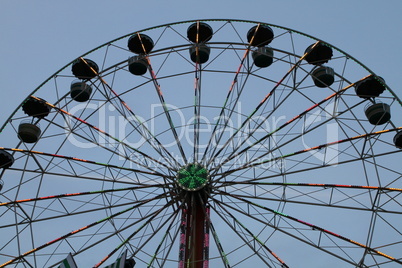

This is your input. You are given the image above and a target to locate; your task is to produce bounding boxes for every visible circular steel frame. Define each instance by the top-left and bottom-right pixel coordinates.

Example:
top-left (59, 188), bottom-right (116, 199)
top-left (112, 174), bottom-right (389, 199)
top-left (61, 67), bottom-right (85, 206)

top-left (0, 19), bottom-right (401, 267)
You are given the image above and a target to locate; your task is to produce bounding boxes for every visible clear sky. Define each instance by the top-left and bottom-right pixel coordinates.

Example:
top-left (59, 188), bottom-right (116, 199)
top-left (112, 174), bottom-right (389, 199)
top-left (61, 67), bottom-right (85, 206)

top-left (1, 1), bottom-right (401, 267)
top-left (1, 0), bottom-right (401, 118)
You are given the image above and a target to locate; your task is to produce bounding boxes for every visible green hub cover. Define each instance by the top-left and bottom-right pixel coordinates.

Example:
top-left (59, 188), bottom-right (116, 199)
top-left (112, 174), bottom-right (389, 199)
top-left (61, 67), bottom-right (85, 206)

top-left (177, 163), bottom-right (209, 191)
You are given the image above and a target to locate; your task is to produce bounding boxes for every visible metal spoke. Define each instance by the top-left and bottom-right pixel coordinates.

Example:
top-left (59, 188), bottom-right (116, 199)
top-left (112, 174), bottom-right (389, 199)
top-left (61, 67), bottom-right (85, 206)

top-left (208, 41), bottom-right (322, 171)
top-left (213, 127), bottom-right (402, 178)
top-left (200, 30), bottom-right (254, 165)
top-left (93, 195), bottom-right (179, 267)
top-left (0, 191), bottom-right (173, 267)
top-left (193, 63), bottom-right (202, 162)
top-left (214, 189), bottom-right (401, 265)
top-left (147, 206), bottom-right (181, 267)
top-left (0, 147), bottom-right (167, 178)
top-left (30, 95), bottom-right (174, 174)
top-left (80, 58), bottom-right (181, 170)
top-left (211, 198), bottom-right (288, 267)
top-left (146, 55), bottom-right (188, 165)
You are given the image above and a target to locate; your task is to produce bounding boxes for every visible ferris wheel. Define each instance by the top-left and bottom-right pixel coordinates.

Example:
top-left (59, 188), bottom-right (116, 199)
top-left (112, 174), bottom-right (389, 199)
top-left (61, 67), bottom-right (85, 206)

top-left (0, 19), bottom-right (401, 267)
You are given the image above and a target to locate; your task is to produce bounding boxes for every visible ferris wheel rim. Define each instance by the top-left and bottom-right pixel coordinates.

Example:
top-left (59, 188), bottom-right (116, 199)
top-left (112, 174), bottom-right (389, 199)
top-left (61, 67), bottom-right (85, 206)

top-left (0, 19), bottom-right (401, 267)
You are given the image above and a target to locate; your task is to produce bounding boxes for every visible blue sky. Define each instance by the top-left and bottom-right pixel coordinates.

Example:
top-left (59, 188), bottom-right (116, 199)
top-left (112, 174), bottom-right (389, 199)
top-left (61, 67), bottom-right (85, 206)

top-left (1, 1), bottom-right (401, 119)
top-left (1, 1), bottom-right (402, 267)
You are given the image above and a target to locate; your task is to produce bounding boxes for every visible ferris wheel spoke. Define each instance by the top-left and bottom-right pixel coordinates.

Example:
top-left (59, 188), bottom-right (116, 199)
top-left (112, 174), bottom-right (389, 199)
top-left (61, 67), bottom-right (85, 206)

top-left (211, 205), bottom-right (276, 267)
top-left (2, 169), bottom-right (169, 195)
top-left (147, 206), bottom-right (181, 268)
top-left (193, 63), bottom-right (202, 162)
top-left (130, 195), bottom-right (179, 255)
top-left (208, 41), bottom-right (324, 172)
top-left (0, 184), bottom-right (164, 206)
top-left (136, 205), bottom-right (181, 267)
top-left (210, 198), bottom-right (288, 267)
top-left (0, 185), bottom-right (167, 228)
top-left (213, 148), bottom-right (402, 201)
top-left (53, 195), bottom-right (178, 268)
top-left (60, 122), bottom-right (150, 173)
top-left (80, 58), bottom-right (181, 170)
top-left (0, 147), bottom-right (167, 179)
top-left (99, 94), bottom-right (180, 171)
top-left (215, 190), bottom-right (401, 265)
top-left (156, 227), bottom-right (181, 268)
top-left (214, 182), bottom-right (402, 214)
top-left (210, 76), bottom-right (370, 176)
top-left (207, 218), bottom-right (231, 267)
top-left (203, 63), bottom-right (253, 167)
top-left (49, 198), bottom-right (175, 267)
top-left (212, 193), bottom-right (358, 265)
top-left (213, 126), bottom-right (402, 179)
top-left (200, 37), bottom-right (253, 166)
top-left (206, 70), bottom-right (298, 173)
top-left (93, 195), bottom-right (179, 267)
top-left (25, 100), bottom-right (173, 176)
top-left (29, 95), bottom-right (173, 174)
top-left (0, 151), bottom-right (169, 199)
top-left (0, 190), bottom-right (174, 268)
top-left (145, 57), bottom-right (188, 165)
top-left (206, 69), bottom-right (297, 170)
top-left (0, 188), bottom-right (172, 243)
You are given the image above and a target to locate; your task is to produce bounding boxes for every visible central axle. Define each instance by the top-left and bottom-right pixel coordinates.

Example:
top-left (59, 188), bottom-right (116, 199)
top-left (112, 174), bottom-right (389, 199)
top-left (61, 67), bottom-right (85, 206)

top-left (177, 163), bottom-right (210, 268)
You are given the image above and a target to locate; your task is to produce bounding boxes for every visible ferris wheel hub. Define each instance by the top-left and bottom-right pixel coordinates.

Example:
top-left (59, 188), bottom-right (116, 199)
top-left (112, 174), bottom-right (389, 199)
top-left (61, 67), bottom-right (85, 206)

top-left (176, 163), bottom-right (209, 191)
